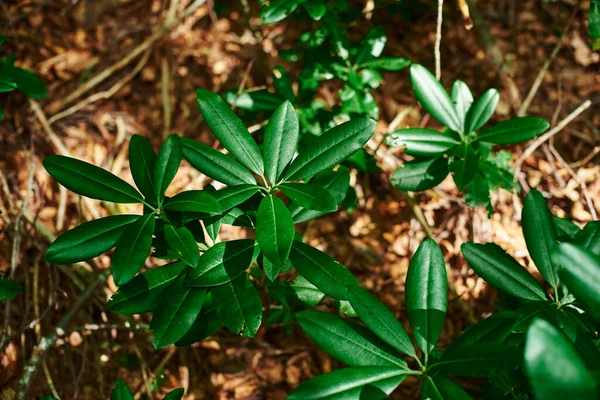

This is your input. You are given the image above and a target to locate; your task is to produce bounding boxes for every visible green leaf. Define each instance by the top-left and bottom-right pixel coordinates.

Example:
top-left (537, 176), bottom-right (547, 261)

top-left (10, 65), bottom-right (47, 99)
top-left (260, 0), bottom-right (302, 24)
top-left (272, 66), bottom-right (295, 102)
top-left (464, 89), bottom-right (499, 133)
top-left (553, 216), bottom-right (581, 241)
top-left (461, 243), bottom-right (546, 302)
top-left (355, 26), bottom-right (387, 65)
top-left (261, 255), bottom-right (281, 282)
top-left (296, 310), bottom-right (408, 368)
top-left (405, 238), bottom-right (447, 358)
top-left (279, 183), bottom-right (337, 212)
top-left (522, 189), bottom-right (559, 288)
top-left (154, 134), bottom-right (182, 202)
top-left (46, 215), bottom-right (139, 264)
top-left (525, 318), bottom-right (598, 399)
top-left (256, 195), bottom-right (295, 267)
top-left (43, 155), bottom-right (143, 203)
top-left (360, 57), bottom-right (411, 71)
top-left (163, 388), bottom-right (185, 400)
top-left (448, 311), bottom-right (519, 349)
top-left (589, 0), bottom-right (600, 41)
top-left (187, 240), bottom-right (259, 287)
top-left (181, 138), bottom-right (256, 186)
top-left (175, 302), bottom-right (222, 346)
top-left (551, 243), bottom-right (600, 320)
top-left (410, 64), bottom-right (461, 132)
top-left (0, 278), bottom-right (22, 302)
top-left (110, 379), bottom-right (134, 400)
top-left (451, 80), bottom-right (474, 131)
top-left (574, 221), bottom-right (600, 256)
top-left (422, 376), bottom-right (472, 400)
top-left (346, 286), bottom-right (416, 358)
top-left (477, 116), bottom-right (549, 144)
top-left (303, 0), bottom-right (326, 20)
top-left (289, 241), bottom-right (358, 300)
top-left (129, 134), bottom-right (157, 204)
top-left (112, 213), bottom-right (156, 286)
top-left (386, 128), bottom-right (459, 156)
top-left (163, 190), bottom-right (222, 216)
top-left (263, 101), bottom-right (299, 184)
top-left (212, 184), bottom-right (260, 211)
top-left (164, 225), bottom-right (200, 267)
top-left (288, 366), bottom-right (407, 400)
top-left (431, 343), bottom-right (522, 377)
top-left (283, 118), bottom-right (376, 181)
top-left (151, 274), bottom-right (206, 348)
top-left (196, 89), bottom-right (264, 175)
top-left (225, 89), bottom-right (282, 112)
top-left (392, 156), bottom-right (448, 192)
top-left (450, 143), bottom-right (478, 189)
top-left (290, 275), bottom-right (325, 306)
top-left (108, 261), bottom-right (187, 314)
top-left (213, 274), bottom-right (262, 338)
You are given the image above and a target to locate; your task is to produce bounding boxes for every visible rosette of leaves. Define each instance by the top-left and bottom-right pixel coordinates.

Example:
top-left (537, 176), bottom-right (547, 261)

top-left (461, 189), bottom-right (600, 398)
top-left (290, 239), bottom-right (523, 399)
top-left (388, 64), bottom-right (549, 213)
top-left (43, 90), bottom-right (375, 348)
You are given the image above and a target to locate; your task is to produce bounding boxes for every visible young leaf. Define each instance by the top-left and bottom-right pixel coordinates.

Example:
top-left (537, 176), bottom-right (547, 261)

top-left (164, 225), bottom-right (200, 267)
top-left (283, 118), bottom-right (376, 181)
top-left (163, 190), bottom-right (222, 215)
top-left (296, 310), bottom-right (408, 368)
top-left (525, 318), bottom-right (598, 399)
top-left (289, 241), bottom-right (359, 300)
top-left (187, 240), bottom-right (259, 287)
top-left (44, 155), bottom-right (143, 203)
top-left (46, 215), bottom-right (139, 264)
top-left (279, 183), bottom-right (337, 212)
top-left (154, 134), bottom-right (181, 202)
top-left (391, 156), bottom-right (448, 192)
top-left (110, 379), bottom-right (134, 400)
top-left (263, 101), bottom-right (300, 184)
top-left (213, 274), bottom-right (262, 338)
top-left (196, 89), bottom-right (264, 175)
top-left (431, 343), bottom-right (522, 377)
top-left (112, 212), bottom-right (156, 286)
top-left (451, 80), bottom-right (474, 130)
top-left (346, 286), bottom-right (416, 358)
top-left (0, 278), bottom-right (22, 302)
top-left (355, 25), bottom-right (387, 64)
top-left (272, 66), bottom-right (295, 102)
top-left (574, 221), bottom-right (600, 256)
top-left (181, 138), bottom-right (257, 186)
top-left (464, 88), bottom-right (499, 133)
top-left (360, 57), bottom-right (411, 71)
top-left (405, 238), bottom-right (448, 358)
top-left (461, 243), bottom-right (546, 302)
top-left (150, 274), bottom-right (206, 348)
top-left (288, 366), bottom-right (408, 400)
top-left (477, 116), bottom-right (549, 144)
top-left (256, 195), bottom-right (295, 266)
top-left (129, 134), bottom-right (157, 204)
top-left (450, 143), bottom-right (478, 189)
top-left (211, 184), bottom-right (261, 211)
top-left (386, 128), bottom-right (459, 156)
top-left (410, 64), bottom-right (461, 133)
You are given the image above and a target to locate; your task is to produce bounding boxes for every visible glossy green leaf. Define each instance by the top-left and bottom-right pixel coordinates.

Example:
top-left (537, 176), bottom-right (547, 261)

top-left (391, 156), bottom-right (448, 192)
top-left (283, 118), bottom-right (376, 181)
top-left (10, 65), bottom-right (47, 99)
top-left (272, 66), bottom-right (295, 102)
top-left (346, 286), bottom-right (416, 358)
top-left (211, 184), bottom-right (260, 211)
top-left (44, 155), bottom-right (143, 203)
top-left (154, 134), bottom-right (181, 202)
top-left (451, 80), bottom-right (474, 130)
top-left (263, 101), bottom-right (299, 184)
top-left (448, 311), bottom-right (519, 349)
top-left (525, 318), bottom-right (598, 399)
top-left (386, 128), bottom-right (459, 156)
top-left (296, 310), bottom-right (408, 368)
top-left (422, 376), bottom-right (472, 400)
top-left (112, 212), bottom-right (156, 286)
top-left (129, 134), bottom-right (157, 204)
top-left (289, 241), bottom-right (359, 300)
top-left (290, 275), bottom-right (325, 306)
top-left (187, 240), bottom-right (259, 287)
top-left (181, 138), bottom-right (256, 186)
top-left (355, 26), bottom-right (386, 65)
top-left (163, 388), bottom-right (185, 400)
top-left (410, 64), bottom-right (461, 132)
top-left (0, 278), bottom-right (22, 302)
top-left (575, 221), bottom-right (600, 256)
top-left (464, 89), bottom-right (499, 133)
top-left (213, 274), bottom-right (262, 338)
top-left (196, 89), bottom-right (264, 175)
top-left (225, 89), bottom-right (282, 112)
top-left (360, 57), bottom-right (411, 71)
top-left (450, 143), bottom-right (478, 189)
top-left (461, 242), bottom-right (546, 302)
top-left (261, 255), bottom-right (281, 282)
top-left (432, 343), bottom-right (522, 377)
top-left (164, 225), bottom-right (200, 267)
top-left (405, 238), bottom-right (447, 357)
top-left (256, 195), bottom-right (295, 266)
top-left (303, 0), bottom-right (326, 20)
top-left (553, 216), bottom-right (581, 241)
top-left (288, 366), bottom-right (407, 400)
top-left (477, 116), bottom-right (549, 144)
top-left (163, 190), bottom-right (222, 216)
top-left (279, 183), bottom-right (337, 212)
top-left (110, 379), bottom-right (133, 400)
top-left (175, 303), bottom-right (222, 346)
top-left (260, 0), bottom-right (301, 24)
top-left (46, 215), bottom-right (139, 264)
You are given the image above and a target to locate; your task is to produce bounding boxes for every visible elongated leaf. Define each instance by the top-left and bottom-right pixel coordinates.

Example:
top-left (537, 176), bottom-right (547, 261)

top-left (187, 240), bottom-right (259, 287)
top-left (263, 101), bottom-right (299, 184)
top-left (346, 286), bottom-right (416, 358)
top-left (154, 134), bottom-right (181, 202)
top-left (477, 116), bottom-right (549, 144)
top-left (461, 243), bottom-right (546, 302)
top-left (272, 66), bottom-right (295, 102)
top-left (0, 278), bottom-right (22, 302)
top-left (464, 89), bottom-right (499, 133)
top-left (391, 156), bottom-right (448, 192)
top-left (279, 183), bottom-right (337, 212)
top-left (196, 89), bottom-right (264, 175)
top-left (289, 241), bottom-right (359, 300)
top-left (211, 184), bottom-right (260, 211)
top-left (213, 274), bottom-right (262, 338)
top-left (163, 190), bottom-right (222, 215)
top-left (129, 134), bottom-right (157, 204)
top-left (296, 310), bottom-right (408, 368)
top-left (9, 65), bottom-right (47, 99)
top-left (44, 155), bottom-right (142, 203)
top-left (150, 274), bottom-right (206, 348)
top-left (46, 215), bottom-right (139, 264)
top-left (386, 128), bottom-right (459, 156)
top-left (163, 388), bottom-right (185, 400)
top-left (431, 343), bottom-right (522, 377)
top-left (522, 189), bottom-right (559, 288)
top-left (225, 89), bottom-right (282, 112)
top-left (355, 26), bottom-right (386, 65)
top-left (553, 216), bottom-right (581, 241)
top-left (110, 379), bottom-right (133, 400)
top-left (450, 143), bottom-right (478, 189)
top-left (290, 276), bottom-right (325, 306)
top-left (448, 311), bottom-right (519, 349)
top-left (256, 195), bottom-right (294, 266)
top-left (176, 304), bottom-right (222, 346)
top-left (283, 118), bottom-right (376, 181)
top-left (575, 221), bottom-right (600, 256)
top-left (422, 376), bottom-right (472, 400)
top-left (410, 64), bottom-right (461, 132)
top-left (260, 0), bottom-right (301, 24)
top-left (451, 80), bottom-right (474, 130)
top-left (525, 318), bottom-right (598, 399)
top-left (164, 225), bottom-right (200, 267)
top-left (360, 57), bottom-right (411, 71)
top-left (181, 138), bottom-right (256, 186)
top-left (288, 366), bottom-right (407, 400)
top-left (112, 213), bottom-right (156, 285)
top-left (108, 261), bottom-right (187, 314)
top-left (405, 239), bottom-right (447, 358)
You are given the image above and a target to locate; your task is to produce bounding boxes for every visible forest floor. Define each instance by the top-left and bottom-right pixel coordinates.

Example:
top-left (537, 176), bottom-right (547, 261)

top-left (0, 0), bottom-right (599, 399)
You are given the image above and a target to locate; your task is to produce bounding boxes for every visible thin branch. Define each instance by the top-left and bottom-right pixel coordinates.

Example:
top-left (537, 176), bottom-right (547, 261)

top-left (434, 0), bottom-right (444, 79)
